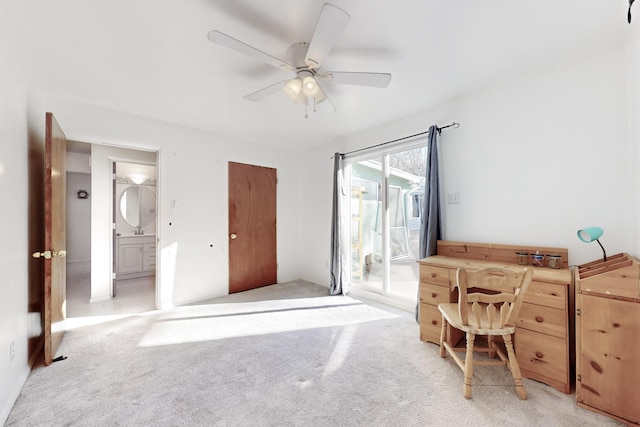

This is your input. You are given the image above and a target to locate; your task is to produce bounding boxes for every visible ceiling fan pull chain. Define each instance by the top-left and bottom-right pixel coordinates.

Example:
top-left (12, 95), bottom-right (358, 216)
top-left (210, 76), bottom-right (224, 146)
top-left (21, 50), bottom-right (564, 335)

top-left (313, 97), bottom-right (317, 113)
top-left (305, 101), bottom-right (309, 119)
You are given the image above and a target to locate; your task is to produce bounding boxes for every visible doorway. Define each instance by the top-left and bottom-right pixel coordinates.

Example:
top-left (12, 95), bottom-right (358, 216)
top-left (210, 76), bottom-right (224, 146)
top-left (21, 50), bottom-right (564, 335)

top-left (65, 143), bottom-right (158, 319)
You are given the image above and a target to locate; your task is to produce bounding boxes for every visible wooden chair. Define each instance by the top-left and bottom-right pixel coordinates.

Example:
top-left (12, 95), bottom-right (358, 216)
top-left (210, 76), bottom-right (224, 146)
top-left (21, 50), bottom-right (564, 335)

top-left (438, 266), bottom-right (533, 399)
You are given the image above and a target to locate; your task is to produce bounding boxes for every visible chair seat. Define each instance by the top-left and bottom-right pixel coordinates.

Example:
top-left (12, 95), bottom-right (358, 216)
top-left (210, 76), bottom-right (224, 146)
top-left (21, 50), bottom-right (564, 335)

top-left (439, 303), bottom-right (516, 336)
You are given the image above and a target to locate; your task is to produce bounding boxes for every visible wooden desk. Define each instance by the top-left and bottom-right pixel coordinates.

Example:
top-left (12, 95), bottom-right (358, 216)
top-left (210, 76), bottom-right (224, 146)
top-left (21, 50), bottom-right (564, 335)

top-left (419, 253), bottom-right (573, 394)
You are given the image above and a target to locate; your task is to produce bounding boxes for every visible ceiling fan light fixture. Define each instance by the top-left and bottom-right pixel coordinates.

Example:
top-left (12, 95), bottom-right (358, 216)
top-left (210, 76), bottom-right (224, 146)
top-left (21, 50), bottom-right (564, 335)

top-left (283, 78), bottom-right (302, 101)
top-left (302, 76), bottom-right (319, 97)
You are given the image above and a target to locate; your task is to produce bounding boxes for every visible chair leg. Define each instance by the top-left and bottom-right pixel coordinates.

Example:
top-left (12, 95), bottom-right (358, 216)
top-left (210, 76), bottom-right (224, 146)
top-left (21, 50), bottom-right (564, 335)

top-left (439, 316), bottom-right (447, 358)
top-left (503, 334), bottom-right (527, 400)
top-left (487, 335), bottom-right (497, 358)
top-left (463, 332), bottom-right (475, 399)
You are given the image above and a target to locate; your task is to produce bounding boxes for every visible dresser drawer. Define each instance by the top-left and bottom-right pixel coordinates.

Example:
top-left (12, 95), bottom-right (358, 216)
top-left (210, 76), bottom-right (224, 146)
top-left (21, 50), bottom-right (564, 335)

top-left (516, 302), bottom-right (567, 339)
top-left (419, 266), bottom-right (450, 287)
top-left (143, 242), bottom-right (156, 253)
top-left (523, 280), bottom-right (567, 310)
top-left (419, 281), bottom-right (457, 305)
top-left (516, 327), bottom-right (567, 381)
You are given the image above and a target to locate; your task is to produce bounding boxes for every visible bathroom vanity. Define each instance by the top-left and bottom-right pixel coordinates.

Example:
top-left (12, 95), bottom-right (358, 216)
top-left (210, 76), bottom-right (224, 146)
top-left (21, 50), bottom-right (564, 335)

top-left (115, 180), bottom-right (157, 280)
top-left (116, 235), bottom-right (156, 279)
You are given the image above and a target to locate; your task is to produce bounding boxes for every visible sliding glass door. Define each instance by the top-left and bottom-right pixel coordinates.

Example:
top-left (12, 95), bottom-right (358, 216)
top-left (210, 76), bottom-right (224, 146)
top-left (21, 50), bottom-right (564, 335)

top-left (348, 144), bottom-right (427, 301)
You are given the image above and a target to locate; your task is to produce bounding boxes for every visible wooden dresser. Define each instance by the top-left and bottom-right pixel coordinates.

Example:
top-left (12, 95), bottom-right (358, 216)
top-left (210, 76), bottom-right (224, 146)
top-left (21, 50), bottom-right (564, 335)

top-left (418, 241), bottom-right (574, 394)
top-left (576, 253), bottom-right (640, 426)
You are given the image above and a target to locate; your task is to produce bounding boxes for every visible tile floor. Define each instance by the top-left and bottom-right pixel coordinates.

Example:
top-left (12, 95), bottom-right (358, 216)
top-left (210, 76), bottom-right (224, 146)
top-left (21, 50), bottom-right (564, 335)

top-left (66, 261), bottom-right (156, 319)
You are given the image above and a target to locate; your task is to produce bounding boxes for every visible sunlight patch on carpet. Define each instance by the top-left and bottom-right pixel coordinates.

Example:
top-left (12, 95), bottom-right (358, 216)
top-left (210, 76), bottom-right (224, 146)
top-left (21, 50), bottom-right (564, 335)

top-left (62, 314), bottom-right (140, 331)
top-left (138, 295), bottom-right (398, 347)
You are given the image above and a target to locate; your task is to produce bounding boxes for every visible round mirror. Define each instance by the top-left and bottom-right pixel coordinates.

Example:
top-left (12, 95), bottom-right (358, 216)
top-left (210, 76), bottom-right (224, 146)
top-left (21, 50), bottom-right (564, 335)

top-left (119, 185), bottom-right (156, 227)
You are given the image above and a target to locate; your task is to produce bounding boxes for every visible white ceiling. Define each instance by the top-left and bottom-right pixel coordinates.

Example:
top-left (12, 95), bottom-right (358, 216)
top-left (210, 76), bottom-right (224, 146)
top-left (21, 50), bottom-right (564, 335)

top-left (2, 1), bottom-right (630, 150)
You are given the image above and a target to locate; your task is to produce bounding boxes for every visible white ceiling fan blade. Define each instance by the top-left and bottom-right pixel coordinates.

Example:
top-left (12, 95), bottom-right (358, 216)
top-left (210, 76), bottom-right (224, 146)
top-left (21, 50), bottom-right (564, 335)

top-left (244, 80), bottom-right (289, 101)
top-left (207, 30), bottom-right (293, 71)
top-left (305, 3), bottom-right (350, 69)
top-left (323, 71), bottom-right (391, 88)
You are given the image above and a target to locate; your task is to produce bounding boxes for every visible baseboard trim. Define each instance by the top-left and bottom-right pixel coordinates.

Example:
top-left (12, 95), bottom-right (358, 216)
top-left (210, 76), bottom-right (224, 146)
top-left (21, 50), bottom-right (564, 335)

top-left (1, 364), bottom-right (30, 426)
top-left (346, 287), bottom-right (415, 313)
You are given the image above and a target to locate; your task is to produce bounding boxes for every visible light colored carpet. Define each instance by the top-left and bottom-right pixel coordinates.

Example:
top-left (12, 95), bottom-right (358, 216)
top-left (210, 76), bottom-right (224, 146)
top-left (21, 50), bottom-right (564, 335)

top-left (6, 280), bottom-right (622, 426)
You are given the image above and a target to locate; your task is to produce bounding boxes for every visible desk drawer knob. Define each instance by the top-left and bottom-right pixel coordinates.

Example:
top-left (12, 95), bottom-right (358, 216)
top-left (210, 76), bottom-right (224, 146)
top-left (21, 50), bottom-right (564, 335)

top-left (431, 273), bottom-right (437, 278)
top-left (535, 316), bottom-right (544, 323)
top-left (535, 351), bottom-right (544, 359)
top-left (431, 320), bottom-right (438, 325)
top-left (431, 293), bottom-right (437, 298)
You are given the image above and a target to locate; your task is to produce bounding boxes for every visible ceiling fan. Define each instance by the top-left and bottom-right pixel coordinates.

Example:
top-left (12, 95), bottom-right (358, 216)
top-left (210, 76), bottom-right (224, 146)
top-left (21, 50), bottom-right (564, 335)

top-left (207, 3), bottom-right (392, 117)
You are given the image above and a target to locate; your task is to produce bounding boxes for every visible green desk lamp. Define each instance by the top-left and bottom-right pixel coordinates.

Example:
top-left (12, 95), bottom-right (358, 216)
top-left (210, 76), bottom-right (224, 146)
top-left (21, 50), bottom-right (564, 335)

top-left (577, 226), bottom-right (607, 262)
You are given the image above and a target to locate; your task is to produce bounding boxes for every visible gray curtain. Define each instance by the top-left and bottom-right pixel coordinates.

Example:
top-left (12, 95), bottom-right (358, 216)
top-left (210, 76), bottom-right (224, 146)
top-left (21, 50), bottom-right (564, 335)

top-left (417, 125), bottom-right (442, 319)
top-left (329, 153), bottom-right (347, 295)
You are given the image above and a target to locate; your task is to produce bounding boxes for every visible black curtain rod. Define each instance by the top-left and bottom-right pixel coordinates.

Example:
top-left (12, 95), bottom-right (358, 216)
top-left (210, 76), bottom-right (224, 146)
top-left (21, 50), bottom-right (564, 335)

top-left (336, 122), bottom-right (460, 158)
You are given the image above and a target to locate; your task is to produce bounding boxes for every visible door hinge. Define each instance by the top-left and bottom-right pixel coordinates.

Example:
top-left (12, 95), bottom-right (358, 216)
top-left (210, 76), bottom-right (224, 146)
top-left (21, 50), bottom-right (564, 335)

top-left (89, 155), bottom-right (93, 167)
top-left (577, 374), bottom-right (581, 382)
top-left (112, 273), bottom-right (116, 280)
top-left (576, 308), bottom-right (581, 316)
top-left (112, 223), bottom-right (116, 230)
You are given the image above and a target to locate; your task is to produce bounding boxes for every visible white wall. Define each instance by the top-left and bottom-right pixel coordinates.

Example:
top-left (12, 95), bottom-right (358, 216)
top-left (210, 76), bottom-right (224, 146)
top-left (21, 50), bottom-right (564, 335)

top-left (66, 172), bottom-right (92, 263)
top-left (47, 99), bottom-right (302, 307)
top-left (300, 42), bottom-right (633, 289)
top-left (0, 13), bottom-right (44, 424)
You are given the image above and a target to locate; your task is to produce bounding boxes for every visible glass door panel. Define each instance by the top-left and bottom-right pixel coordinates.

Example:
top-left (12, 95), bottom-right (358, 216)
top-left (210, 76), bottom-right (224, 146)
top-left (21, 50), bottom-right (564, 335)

top-left (350, 159), bottom-right (383, 291)
top-left (387, 146), bottom-right (426, 299)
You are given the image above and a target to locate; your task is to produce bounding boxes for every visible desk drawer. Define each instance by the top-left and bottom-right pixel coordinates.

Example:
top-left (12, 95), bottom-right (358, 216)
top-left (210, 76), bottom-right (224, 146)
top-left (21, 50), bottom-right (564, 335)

top-left (419, 303), bottom-right (464, 346)
top-left (420, 266), bottom-right (450, 286)
top-left (419, 303), bottom-right (442, 343)
top-left (516, 327), bottom-right (567, 381)
top-left (419, 282), bottom-right (457, 305)
top-left (523, 280), bottom-right (567, 310)
top-left (516, 302), bottom-right (566, 339)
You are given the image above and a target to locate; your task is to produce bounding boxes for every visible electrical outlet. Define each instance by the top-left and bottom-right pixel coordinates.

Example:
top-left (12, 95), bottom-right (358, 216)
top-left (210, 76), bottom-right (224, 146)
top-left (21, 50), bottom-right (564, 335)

top-left (9, 341), bottom-right (15, 361)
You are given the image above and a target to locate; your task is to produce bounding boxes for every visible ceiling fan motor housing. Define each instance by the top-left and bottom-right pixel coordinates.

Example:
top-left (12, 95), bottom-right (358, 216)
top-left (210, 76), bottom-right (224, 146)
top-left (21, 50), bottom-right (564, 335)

top-left (287, 42), bottom-right (313, 70)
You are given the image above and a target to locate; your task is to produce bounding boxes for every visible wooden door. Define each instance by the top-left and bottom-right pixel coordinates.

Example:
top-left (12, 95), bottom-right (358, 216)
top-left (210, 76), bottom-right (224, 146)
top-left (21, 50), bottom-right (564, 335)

top-left (228, 162), bottom-right (277, 293)
top-left (43, 112), bottom-right (67, 365)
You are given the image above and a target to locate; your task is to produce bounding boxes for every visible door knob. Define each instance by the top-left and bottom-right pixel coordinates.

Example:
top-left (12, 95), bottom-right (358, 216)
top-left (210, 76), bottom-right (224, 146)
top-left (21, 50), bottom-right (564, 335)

top-left (32, 251), bottom-right (52, 259)
top-left (230, 233), bottom-right (237, 240)
top-left (32, 250), bottom-right (67, 259)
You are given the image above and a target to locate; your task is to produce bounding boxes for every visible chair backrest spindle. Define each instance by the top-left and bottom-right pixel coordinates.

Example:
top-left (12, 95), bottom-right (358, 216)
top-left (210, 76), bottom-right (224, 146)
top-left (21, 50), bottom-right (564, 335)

top-left (455, 267), bottom-right (533, 330)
